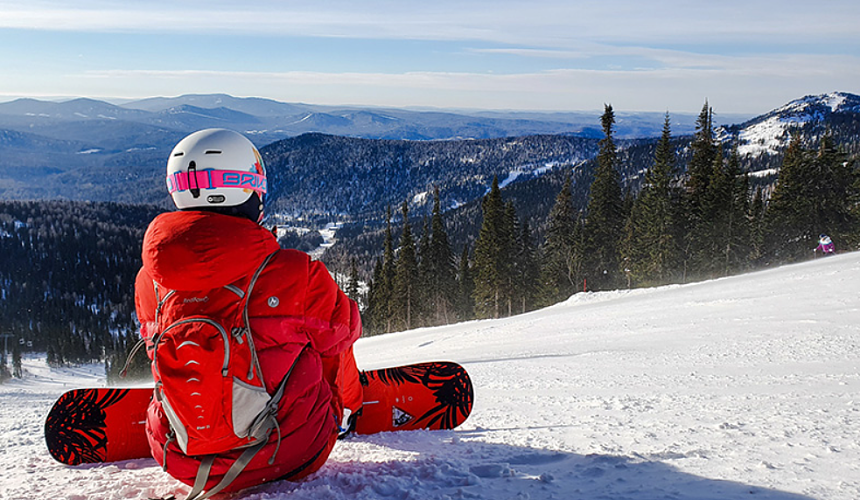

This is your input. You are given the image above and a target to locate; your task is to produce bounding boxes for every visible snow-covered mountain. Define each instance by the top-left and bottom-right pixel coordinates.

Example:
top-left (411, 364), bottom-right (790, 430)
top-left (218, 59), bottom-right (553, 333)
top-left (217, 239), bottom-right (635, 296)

top-left (726, 91), bottom-right (860, 158)
top-left (3, 251), bottom-right (859, 500)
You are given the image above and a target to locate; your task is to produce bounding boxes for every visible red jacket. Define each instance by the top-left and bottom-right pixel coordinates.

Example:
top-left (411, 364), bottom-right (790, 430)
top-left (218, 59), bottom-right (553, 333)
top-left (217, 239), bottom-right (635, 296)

top-left (135, 211), bottom-right (361, 492)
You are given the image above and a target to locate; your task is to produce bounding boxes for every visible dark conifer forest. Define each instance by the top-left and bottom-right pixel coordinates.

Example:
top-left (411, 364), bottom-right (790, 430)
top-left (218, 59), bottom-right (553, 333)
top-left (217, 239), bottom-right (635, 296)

top-left (0, 201), bottom-right (165, 381)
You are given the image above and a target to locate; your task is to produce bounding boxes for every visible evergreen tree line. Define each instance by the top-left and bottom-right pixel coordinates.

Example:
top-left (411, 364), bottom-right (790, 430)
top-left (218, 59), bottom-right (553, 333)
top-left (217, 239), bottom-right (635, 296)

top-left (360, 103), bottom-right (860, 334)
top-left (359, 187), bottom-right (478, 334)
top-left (0, 200), bottom-right (164, 381)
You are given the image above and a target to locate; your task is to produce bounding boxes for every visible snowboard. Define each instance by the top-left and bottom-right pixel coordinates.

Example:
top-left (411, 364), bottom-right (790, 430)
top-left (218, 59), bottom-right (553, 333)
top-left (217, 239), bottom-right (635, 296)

top-left (45, 361), bottom-right (473, 466)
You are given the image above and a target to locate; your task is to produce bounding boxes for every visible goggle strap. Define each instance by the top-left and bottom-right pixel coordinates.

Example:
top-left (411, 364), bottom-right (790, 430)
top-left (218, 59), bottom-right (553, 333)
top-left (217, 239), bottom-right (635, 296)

top-left (167, 169), bottom-right (267, 196)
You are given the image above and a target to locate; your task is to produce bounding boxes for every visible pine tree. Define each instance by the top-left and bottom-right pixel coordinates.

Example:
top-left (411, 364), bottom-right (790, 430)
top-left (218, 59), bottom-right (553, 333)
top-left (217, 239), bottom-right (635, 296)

top-left (393, 202), bottom-right (419, 331)
top-left (723, 147), bottom-right (752, 275)
top-left (765, 134), bottom-right (816, 261)
top-left (584, 104), bottom-right (625, 291)
top-left (427, 188), bottom-right (457, 325)
top-left (513, 218), bottom-right (539, 314)
top-left (541, 176), bottom-right (581, 303)
top-left (850, 157), bottom-right (860, 246)
top-left (417, 216), bottom-right (433, 327)
top-left (628, 113), bottom-right (680, 286)
top-left (694, 144), bottom-right (730, 276)
top-left (688, 101), bottom-right (717, 201)
top-left (473, 176), bottom-right (511, 319)
top-left (812, 132), bottom-right (856, 245)
top-left (46, 342), bottom-right (59, 368)
top-left (697, 145), bottom-right (751, 277)
top-left (346, 258), bottom-right (361, 304)
top-left (456, 244), bottom-right (475, 321)
top-left (683, 101), bottom-right (718, 277)
top-left (365, 258), bottom-right (385, 335)
top-left (502, 202), bottom-right (519, 317)
top-left (749, 187), bottom-right (766, 264)
top-left (370, 206), bottom-right (397, 334)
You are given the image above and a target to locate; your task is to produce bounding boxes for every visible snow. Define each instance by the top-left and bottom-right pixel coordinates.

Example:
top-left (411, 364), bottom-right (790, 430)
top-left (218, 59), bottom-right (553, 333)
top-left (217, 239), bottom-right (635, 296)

top-left (737, 116), bottom-right (792, 158)
top-left (491, 162), bottom-right (561, 193)
top-left (748, 168), bottom-right (779, 178)
top-left (824, 94), bottom-right (847, 113)
top-left (2, 252), bottom-right (860, 499)
top-left (498, 170), bottom-right (526, 189)
top-left (308, 222), bottom-right (341, 260)
top-left (412, 190), bottom-right (430, 206)
top-left (290, 113), bottom-right (314, 125)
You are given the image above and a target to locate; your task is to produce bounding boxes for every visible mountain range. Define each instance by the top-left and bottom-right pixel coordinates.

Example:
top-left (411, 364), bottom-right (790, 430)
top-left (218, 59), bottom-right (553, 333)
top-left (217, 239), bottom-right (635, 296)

top-left (0, 93), bottom-right (725, 156)
top-left (0, 92), bottom-right (857, 222)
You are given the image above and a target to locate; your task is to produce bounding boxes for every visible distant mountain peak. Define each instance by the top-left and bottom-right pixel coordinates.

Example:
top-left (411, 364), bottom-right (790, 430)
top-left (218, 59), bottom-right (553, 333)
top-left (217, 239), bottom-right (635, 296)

top-left (731, 91), bottom-right (860, 158)
top-left (773, 91), bottom-right (860, 117)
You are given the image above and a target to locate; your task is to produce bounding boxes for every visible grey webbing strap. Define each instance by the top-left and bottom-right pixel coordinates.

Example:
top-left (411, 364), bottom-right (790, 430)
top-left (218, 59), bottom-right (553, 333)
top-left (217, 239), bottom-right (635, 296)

top-left (185, 439), bottom-right (267, 500)
top-left (185, 455), bottom-right (215, 500)
top-left (240, 250), bottom-right (278, 381)
top-left (185, 344), bottom-right (309, 500)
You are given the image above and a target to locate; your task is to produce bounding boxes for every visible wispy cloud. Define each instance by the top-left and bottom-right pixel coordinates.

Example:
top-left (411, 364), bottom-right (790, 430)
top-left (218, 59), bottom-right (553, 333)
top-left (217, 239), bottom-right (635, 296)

top-left (2, 0), bottom-right (858, 112)
top-left (78, 53), bottom-right (860, 113)
top-left (3, 1), bottom-right (859, 46)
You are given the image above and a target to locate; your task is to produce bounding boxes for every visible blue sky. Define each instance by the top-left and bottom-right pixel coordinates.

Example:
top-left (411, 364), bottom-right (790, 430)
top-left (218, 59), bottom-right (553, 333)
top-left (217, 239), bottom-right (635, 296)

top-left (1, 0), bottom-right (858, 114)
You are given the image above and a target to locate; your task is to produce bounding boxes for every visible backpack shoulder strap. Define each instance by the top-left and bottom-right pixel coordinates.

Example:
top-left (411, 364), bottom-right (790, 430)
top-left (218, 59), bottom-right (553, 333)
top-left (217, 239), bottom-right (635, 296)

top-left (235, 250), bottom-right (280, 382)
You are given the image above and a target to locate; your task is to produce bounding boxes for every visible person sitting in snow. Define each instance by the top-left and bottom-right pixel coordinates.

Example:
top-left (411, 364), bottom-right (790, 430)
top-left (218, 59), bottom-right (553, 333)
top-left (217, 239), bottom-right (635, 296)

top-left (814, 234), bottom-right (835, 255)
top-left (134, 128), bottom-right (363, 498)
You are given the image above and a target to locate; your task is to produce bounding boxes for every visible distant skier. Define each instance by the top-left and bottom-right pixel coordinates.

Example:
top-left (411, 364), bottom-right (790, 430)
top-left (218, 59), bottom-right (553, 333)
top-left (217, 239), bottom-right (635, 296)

top-left (814, 234), bottom-right (835, 255)
top-left (134, 129), bottom-right (363, 498)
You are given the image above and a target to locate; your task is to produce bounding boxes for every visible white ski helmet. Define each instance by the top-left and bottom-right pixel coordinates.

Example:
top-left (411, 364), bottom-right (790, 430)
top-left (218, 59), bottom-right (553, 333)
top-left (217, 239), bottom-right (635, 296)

top-left (166, 128), bottom-right (267, 222)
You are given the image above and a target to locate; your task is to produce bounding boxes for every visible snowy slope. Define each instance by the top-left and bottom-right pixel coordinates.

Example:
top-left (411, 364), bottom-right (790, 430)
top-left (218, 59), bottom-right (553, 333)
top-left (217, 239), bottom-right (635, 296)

top-left (2, 252), bottom-right (860, 500)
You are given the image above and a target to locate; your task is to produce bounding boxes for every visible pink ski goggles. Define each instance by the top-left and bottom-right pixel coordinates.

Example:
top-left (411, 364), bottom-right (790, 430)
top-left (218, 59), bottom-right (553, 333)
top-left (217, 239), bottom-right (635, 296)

top-left (167, 169), bottom-right (267, 196)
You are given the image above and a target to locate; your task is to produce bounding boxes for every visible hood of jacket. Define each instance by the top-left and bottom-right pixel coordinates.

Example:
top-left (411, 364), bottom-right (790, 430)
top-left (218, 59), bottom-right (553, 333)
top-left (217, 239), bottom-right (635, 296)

top-left (142, 211), bottom-right (281, 291)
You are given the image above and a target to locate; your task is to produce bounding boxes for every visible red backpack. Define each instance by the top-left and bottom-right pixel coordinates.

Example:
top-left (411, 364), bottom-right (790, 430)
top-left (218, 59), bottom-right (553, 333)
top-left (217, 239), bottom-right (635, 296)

top-left (148, 251), bottom-right (300, 498)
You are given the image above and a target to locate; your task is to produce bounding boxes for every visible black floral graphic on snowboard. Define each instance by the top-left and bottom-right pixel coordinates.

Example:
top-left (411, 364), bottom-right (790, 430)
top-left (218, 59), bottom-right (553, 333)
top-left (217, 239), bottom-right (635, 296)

top-left (369, 362), bottom-right (473, 429)
top-left (45, 389), bottom-right (130, 465)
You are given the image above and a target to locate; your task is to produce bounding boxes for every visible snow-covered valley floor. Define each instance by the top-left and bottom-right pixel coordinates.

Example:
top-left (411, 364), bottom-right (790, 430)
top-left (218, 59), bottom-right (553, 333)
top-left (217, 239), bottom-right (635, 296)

top-left (2, 252), bottom-right (859, 500)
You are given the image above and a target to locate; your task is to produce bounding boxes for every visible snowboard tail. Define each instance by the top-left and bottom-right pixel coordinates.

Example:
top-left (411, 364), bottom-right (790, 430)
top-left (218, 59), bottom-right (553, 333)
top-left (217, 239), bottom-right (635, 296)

top-left (45, 361), bottom-right (473, 465)
top-left (44, 388), bottom-right (152, 466)
top-left (354, 361), bottom-right (473, 435)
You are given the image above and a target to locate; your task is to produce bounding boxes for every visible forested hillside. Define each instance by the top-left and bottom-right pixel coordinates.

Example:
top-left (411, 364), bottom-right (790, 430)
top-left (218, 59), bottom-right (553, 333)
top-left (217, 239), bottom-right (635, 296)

top-left (321, 135), bottom-right (673, 276)
top-left (263, 133), bottom-right (600, 220)
top-left (0, 201), bottom-right (165, 380)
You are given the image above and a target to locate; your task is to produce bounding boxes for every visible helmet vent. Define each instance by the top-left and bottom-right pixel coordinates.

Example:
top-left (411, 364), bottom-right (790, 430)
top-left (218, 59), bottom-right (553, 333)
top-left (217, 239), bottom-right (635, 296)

top-left (173, 152), bottom-right (184, 157)
top-left (205, 150), bottom-right (222, 155)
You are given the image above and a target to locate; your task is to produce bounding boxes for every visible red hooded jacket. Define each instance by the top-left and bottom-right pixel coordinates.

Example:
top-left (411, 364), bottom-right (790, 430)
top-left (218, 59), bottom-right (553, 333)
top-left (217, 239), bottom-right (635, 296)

top-left (135, 211), bottom-right (362, 492)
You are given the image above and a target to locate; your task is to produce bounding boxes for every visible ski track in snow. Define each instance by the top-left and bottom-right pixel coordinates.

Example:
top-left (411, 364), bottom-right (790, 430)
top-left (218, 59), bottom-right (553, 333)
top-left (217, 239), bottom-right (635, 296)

top-left (3, 253), bottom-right (860, 499)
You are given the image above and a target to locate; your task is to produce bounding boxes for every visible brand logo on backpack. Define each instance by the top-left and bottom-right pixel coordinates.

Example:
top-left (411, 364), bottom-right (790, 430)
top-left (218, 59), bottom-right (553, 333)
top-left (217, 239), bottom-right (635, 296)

top-left (183, 296), bottom-right (209, 304)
